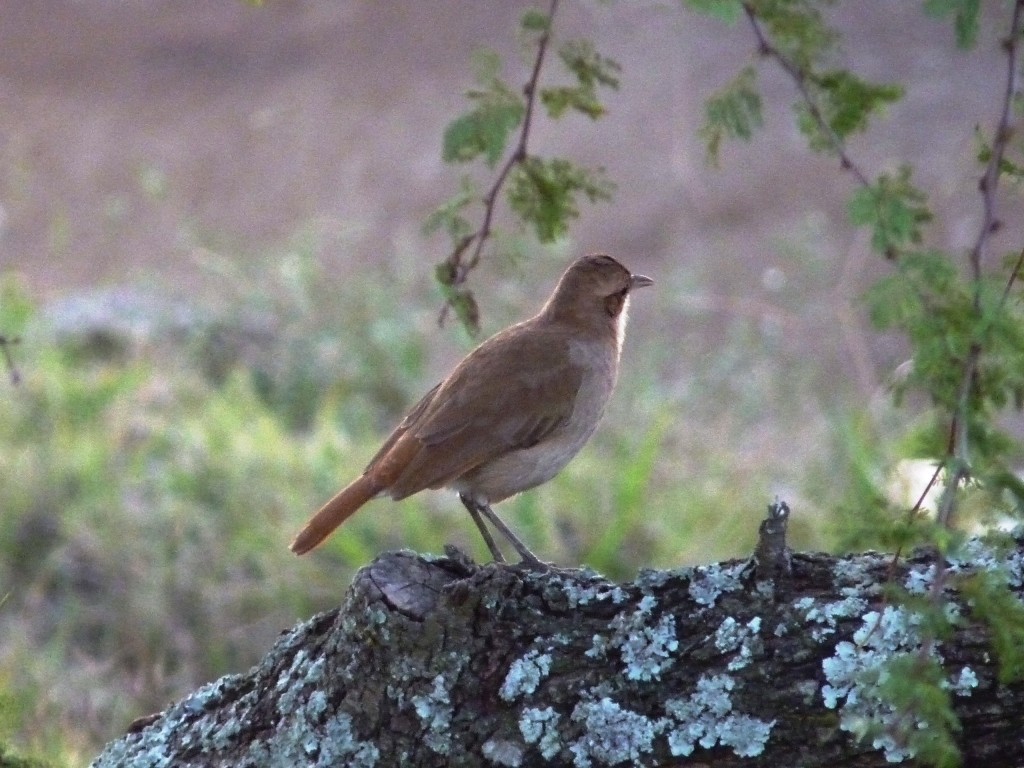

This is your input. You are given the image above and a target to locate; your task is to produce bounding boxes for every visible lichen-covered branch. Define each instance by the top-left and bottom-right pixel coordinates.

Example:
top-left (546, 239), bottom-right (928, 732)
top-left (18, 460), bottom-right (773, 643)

top-left (92, 535), bottom-right (1024, 767)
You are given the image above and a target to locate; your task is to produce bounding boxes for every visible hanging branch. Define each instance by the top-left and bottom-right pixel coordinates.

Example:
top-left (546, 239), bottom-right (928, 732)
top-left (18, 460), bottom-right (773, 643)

top-left (745, 0), bottom-right (1024, 531)
top-left (934, 0), bottom-right (1024, 529)
top-left (741, 8), bottom-right (1024, 686)
top-left (439, 0), bottom-right (560, 326)
top-left (742, 4), bottom-right (872, 188)
top-left (970, 0), bottom-right (1024, 286)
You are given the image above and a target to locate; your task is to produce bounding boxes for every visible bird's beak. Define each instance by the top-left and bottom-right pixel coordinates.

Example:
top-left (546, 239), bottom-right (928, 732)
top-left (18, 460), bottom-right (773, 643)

top-left (630, 273), bottom-right (654, 290)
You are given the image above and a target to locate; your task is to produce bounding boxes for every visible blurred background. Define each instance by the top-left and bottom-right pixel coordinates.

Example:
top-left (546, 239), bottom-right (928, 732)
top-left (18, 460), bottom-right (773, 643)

top-left (0, 1), bottom-right (1015, 764)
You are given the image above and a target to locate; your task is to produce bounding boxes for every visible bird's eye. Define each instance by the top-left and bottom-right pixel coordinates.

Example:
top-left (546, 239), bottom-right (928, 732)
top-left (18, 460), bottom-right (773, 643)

top-left (604, 288), bottom-right (628, 317)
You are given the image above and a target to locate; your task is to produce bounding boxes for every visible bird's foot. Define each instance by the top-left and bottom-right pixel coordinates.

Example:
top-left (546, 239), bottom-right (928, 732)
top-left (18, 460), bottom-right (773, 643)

top-left (510, 552), bottom-right (554, 571)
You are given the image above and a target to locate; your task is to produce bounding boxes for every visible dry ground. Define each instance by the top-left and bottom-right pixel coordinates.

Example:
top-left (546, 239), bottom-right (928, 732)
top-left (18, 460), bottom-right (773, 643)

top-left (0, 1), bottom-right (1009, 299)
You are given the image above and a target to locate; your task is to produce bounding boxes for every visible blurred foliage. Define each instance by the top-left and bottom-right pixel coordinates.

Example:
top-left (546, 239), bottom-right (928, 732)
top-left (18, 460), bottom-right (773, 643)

top-left (0, 742), bottom-right (51, 768)
top-left (875, 655), bottom-right (960, 768)
top-left (441, 49), bottom-right (525, 169)
top-left (923, 0), bottom-right (981, 49)
top-left (699, 66), bottom-right (763, 165)
top-left (0, 255), bottom-right (441, 762)
top-left (506, 156), bottom-right (614, 243)
top-left (847, 167), bottom-right (931, 256)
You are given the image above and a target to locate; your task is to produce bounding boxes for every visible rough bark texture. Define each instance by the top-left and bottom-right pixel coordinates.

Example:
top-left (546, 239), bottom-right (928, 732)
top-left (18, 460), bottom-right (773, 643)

top-left (91, 537), bottom-right (1024, 768)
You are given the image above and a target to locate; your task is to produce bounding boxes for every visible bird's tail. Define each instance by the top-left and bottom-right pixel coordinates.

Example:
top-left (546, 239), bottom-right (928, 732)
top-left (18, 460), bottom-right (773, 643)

top-left (290, 475), bottom-right (378, 555)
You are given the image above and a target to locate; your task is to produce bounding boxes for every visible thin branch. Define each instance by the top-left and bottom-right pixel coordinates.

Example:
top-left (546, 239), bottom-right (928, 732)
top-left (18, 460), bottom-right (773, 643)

top-left (999, 245), bottom-right (1024, 309)
top-left (970, 0), bottom-right (1024, 287)
top-left (742, 4), bottom-right (871, 188)
top-left (935, 353), bottom-right (978, 530)
top-left (439, 0), bottom-right (560, 325)
top-left (0, 335), bottom-right (21, 386)
top-left (937, 0), bottom-right (1024, 529)
top-left (883, 458), bottom-right (946, 580)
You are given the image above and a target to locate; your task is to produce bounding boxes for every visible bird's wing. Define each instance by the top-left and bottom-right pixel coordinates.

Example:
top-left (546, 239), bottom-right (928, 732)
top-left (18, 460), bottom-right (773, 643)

top-left (362, 381), bottom-right (442, 472)
top-left (382, 324), bottom-right (584, 498)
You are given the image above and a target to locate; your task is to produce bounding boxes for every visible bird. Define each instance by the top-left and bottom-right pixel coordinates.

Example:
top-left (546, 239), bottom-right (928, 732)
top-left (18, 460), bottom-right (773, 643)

top-left (289, 253), bottom-right (653, 565)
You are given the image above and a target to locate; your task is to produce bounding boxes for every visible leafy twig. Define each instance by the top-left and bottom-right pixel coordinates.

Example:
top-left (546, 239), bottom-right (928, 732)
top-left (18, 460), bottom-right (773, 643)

top-left (971, 0), bottom-right (1024, 285)
top-left (896, 6), bottom-right (1024, 707)
top-left (935, 0), bottom-right (1024, 529)
top-left (439, 0), bottom-right (560, 325)
top-left (742, 3), bottom-right (871, 188)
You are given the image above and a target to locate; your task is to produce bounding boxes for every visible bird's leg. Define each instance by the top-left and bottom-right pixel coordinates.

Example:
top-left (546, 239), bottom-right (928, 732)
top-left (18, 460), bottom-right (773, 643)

top-left (473, 500), bottom-right (545, 568)
top-left (459, 494), bottom-right (506, 563)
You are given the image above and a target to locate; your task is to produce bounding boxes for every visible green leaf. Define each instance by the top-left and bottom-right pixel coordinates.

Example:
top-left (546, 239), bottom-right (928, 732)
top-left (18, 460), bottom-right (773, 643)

top-left (442, 50), bottom-right (525, 168)
top-left (976, 128), bottom-right (1024, 184)
top-left (794, 72), bottom-right (904, 155)
top-left (520, 8), bottom-right (551, 33)
top-left (976, 287), bottom-right (1024, 412)
top-left (434, 263), bottom-right (481, 335)
top-left (699, 65), bottom-right (763, 163)
top-left (990, 467), bottom-right (1024, 510)
top-left (813, 70), bottom-right (904, 140)
top-left (558, 40), bottom-right (621, 90)
top-left (442, 99), bottom-right (524, 168)
top-left (865, 248), bottom-right (975, 409)
top-left (682, 0), bottom-right (744, 24)
top-left (541, 40), bottom-right (620, 120)
top-left (755, 0), bottom-right (837, 69)
top-left (469, 47), bottom-right (504, 85)
top-left (541, 87), bottom-right (605, 120)
top-left (924, 0), bottom-right (980, 49)
top-left (423, 177), bottom-right (477, 240)
top-left (847, 167), bottom-right (931, 255)
top-left (507, 158), bottom-right (614, 242)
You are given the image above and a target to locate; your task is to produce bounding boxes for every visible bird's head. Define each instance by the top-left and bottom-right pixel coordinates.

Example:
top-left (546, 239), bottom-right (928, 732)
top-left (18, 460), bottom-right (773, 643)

top-left (544, 254), bottom-right (653, 335)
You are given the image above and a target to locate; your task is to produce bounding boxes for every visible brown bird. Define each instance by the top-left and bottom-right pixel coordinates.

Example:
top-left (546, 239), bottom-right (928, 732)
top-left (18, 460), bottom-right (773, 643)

top-left (289, 254), bottom-right (653, 565)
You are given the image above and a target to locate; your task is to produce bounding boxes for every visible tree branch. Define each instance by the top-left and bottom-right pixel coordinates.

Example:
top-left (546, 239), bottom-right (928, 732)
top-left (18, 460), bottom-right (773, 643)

top-left (742, 4), bottom-right (871, 188)
top-left (970, 0), bottom-right (1024, 285)
top-left (91, 533), bottom-right (1024, 767)
top-left (440, 0), bottom-right (560, 326)
top-left (937, 0), bottom-right (1024, 530)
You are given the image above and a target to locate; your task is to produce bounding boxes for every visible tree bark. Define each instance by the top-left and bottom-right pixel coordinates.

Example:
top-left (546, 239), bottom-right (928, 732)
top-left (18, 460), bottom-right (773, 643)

top-left (90, 533), bottom-right (1024, 768)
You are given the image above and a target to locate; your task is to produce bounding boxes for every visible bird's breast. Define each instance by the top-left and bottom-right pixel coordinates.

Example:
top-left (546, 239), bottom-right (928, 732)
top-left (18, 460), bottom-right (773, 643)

top-left (453, 334), bottom-right (619, 504)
